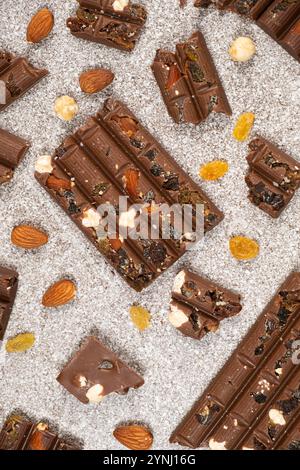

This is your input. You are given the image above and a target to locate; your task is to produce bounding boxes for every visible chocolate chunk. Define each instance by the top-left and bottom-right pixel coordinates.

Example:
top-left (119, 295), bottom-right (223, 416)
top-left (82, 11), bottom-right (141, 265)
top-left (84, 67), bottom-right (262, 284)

top-left (57, 336), bottom-right (144, 404)
top-left (0, 50), bottom-right (48, 113)
top-left (67, 0), bottom-right (147, 52)
top-left (168, 269), bottom-right (242, 340)
top-left (245, 136), bottom-right (300, 218)
top-left (35, 98), bottom-right (223, 291)
top-left (194, 1), bottom-right (300, 62)
top-left (0, 415), bottom-right (80, 450)
top-left (170, 272), bottom-right (300, 449)
top-left (152, 31), bottom-right (232, 124)
top-left (0, 128), bottom-right (30, 185)
top-left (0, 266), bottom-right (18, 342)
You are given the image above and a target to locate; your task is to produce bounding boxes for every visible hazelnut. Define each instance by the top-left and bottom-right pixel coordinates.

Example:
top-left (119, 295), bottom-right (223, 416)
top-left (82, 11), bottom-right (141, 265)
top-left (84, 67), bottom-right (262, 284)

top-left (112, 0), bottom-right (129, 12)
top-left (35, 155), bottom-right (53, 174)
top-left (54, 95), bottom-right (78, 121)
top-left (172, 270), bottom-right (186, 294)
top-left (229, 37), bottom-right (256, 62)
top-left (168, 303), bottom-right (188, 328)
top-left (86, 384), bottom-right (104, 404)
top-left (82, 208), bottom-right (101, 228)
top-left (36, 422), bottom-right (48, 432)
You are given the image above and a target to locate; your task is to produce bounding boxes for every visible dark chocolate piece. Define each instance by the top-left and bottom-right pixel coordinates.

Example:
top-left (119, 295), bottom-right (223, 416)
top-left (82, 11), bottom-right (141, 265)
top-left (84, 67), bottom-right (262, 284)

top-left (194, 0), bottom-right (300, 62)
top-left (0, 128), bottom-right (30, 184)
top-left (245, 136), bottom-right (300, 218)
top-left (152, 31), bottom-right (232, 125)
top-left (0, 415), bottom-right (80, 450)
top-left (67, 0), bottom-right (147, 52)
top-left (35, 98), bottom-right (223, 292)
top-left (0, 266), bottom-right (18, 342)
top-left (0, 50), bottom-right (48, 112)
top-left (169, 269), bottom-right (242, 340)
top-left (170, 272), bottom-right (300, 449)
top-left (57, 336), bottom-right (144, 404)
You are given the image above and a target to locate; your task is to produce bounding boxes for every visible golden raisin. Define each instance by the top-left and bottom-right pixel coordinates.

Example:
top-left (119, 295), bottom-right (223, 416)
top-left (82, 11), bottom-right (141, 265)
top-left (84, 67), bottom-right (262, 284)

top-left (130, 305), bottom-right (151, 331)
top-left (6, 333), bottom-right (35, 353)
top-left (199, 160), bottom-right (229, 181)
top-left (233, 113), bottom-right (255, 141)
top-left (229, 236), bottom-right (259, 261)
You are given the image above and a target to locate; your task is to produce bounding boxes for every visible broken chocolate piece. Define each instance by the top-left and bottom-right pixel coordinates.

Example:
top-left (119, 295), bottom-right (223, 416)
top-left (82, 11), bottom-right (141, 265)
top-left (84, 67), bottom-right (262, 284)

top-left (0, 128), bottom-right (30, 185)
top-left (35, 98), bottom-right (223, 292)
top-left (0, 414), bottom-right (80, 450)
top-left (169, 269), bottom-right (242, 340)
top-left (67, 0), bottom-right (147, 52)
top-left (245, 136), bottom-right (300, 218)
top-left (0, 50), bottom-right (48, 112)
top-left (152, 31), bottom-right (232, 124)
top-left (57, 336), bottom-right (144, 404)
top-left (0, 266), bottom-right (18, 342)
top-left (170, 272), bottom-right (300, 449)
top-left (194, 0), bottom-right (300, 63)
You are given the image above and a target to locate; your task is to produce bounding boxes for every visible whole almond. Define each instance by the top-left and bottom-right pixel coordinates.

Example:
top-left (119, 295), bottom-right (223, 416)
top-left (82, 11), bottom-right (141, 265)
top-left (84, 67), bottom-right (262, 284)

top-left (42, 279), bottom-right (76, 307)
top-left (46, 175), bottom-right (72, 191)
top-left (79, 69), bottom-right (114, 94)
top-left (113, 425), bottom-right (153, 450)
top-left (11, 225), bottom-right (48, 249)
top-left (27, 8), bottom-right (54, 43)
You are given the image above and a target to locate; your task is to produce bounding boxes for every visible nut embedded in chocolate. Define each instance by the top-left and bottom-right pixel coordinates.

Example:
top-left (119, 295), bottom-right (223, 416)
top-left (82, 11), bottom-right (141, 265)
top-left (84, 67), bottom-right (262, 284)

top-left (0, 266), bottom-right (18, 342)
top-left (0, 128), bottom-right (30, 185)
top-left (57, 336), bottom-right (144, 404)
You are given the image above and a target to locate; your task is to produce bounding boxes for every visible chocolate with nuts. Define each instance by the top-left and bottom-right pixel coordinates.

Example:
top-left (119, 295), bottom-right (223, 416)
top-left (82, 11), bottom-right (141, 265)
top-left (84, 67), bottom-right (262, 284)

top-left (0, 50), bottom-right (48, 112)
top-left (0, 266), bottom-right (18, 342)
top-left (195, 1), bottom-right (300, 63)
top-left (67, 0), bottom-right (147, 52)
top-left (35, 98), bottom-right (223, 292)
top-left (0, 414), bottom-right (80, 450)
top-left (152, 31), bottom-right (232, 125)
top-left (169, 269), bottom-right (242, 340)
top-left (170, 272), bottom-right (300, 450)
top-left (0, 128), bottom-right (30, 184)
top-left (245, 136), bottom-right (300, 218)
top-left (57, 336), bottom-right (144, 404)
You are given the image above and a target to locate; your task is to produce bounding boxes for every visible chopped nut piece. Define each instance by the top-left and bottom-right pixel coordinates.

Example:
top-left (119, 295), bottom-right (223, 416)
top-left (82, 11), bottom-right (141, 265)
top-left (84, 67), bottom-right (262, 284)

top-left (269, 408), bottom-right (286, 426)
top-left (229, 37), bottom-right (256, 62)
top-left (35, 155), bottom-right (53, 174)
top-left (54, 96), bottom-right (78, 121)
top-left (209, 438), bottom-right (227, 450)
top-left (82, 208), bottom-right (101, 228)
top-left (168, 304), bottom-right (188, 328)
top-left (86, 384), bottom-right (104, 404)
top-left (113, 0), bottom-right (129, 12)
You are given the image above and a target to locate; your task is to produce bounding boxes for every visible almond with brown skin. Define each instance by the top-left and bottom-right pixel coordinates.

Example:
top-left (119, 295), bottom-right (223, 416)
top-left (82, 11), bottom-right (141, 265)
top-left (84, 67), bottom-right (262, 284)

top-left (42, 280), bottom-right (76, 307)
top-left (27, 8), bottom-right (54, 44)
top-left (11, 225), bottom-right (48, 249)
top-left (123, 168), bottom-right (140, 199)
top-left (113, 425), bottom-right (153, 450)
top-left (46, 175), bottom-right (72, 191)
top-left (166, 64), bottom-right (181, 91)
top-left (79, 69), bottom-right (115, 94)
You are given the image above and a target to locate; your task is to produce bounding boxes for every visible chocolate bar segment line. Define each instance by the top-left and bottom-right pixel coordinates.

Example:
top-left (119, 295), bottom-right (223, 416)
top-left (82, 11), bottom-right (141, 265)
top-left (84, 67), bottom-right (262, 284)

top-left (57, 336), bottom-right (144, 404)
top-left (195, 1), bottom-right (300, 62)
top-left (0, 51), bottom-right (48, 113)
top-left (245, 136), bottom-right (300, 218)
top-left (0, 128), bottom-right (30, 185)
top-left (35, 98), bottom-right (223, 291)
top-left (0, 266), bottom-right (18, 342)
top-left (170, 272), bottom-right (300, 449)
top-left (0, 414), bottom-right (80, 450)
top-left (67, 0), bottom-right (147, 52)
top-left (169, 269), bottom-right (242, 340)
top-left (152, 31), bottom-right (232, 125)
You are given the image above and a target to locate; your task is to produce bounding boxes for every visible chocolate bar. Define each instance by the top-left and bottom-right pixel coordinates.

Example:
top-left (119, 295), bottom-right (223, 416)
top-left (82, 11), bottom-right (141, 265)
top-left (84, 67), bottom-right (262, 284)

top-left (0, 266), bottom-right (18, 342)
top-left (194, 1), bottom-right (300, 63)
top-left (245, 136), bottom-right (300, 218)
top-left (152, 31), bottom-right (232, 125)
top-left (0, 50), bottom-right (48, 112)
top-left (57, 336), bottom-right (144, 404)
top-left (0, 128), bottom-right (30, 184)
top-left (0, 414), bottom-right (80, 450)
top-left (67, 0), bottom-right (147, 52)
top-left (170, 272), bottom-right (300, 450)
top-left (169, 269), bottom-right (242, 340)
top-left (35, 98), bottom-right (223, 292)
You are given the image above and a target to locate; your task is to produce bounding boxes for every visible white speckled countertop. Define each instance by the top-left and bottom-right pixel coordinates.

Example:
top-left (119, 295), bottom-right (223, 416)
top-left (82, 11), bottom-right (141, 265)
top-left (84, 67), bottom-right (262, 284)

top-left (0, 0), bottom-right (299, 450)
